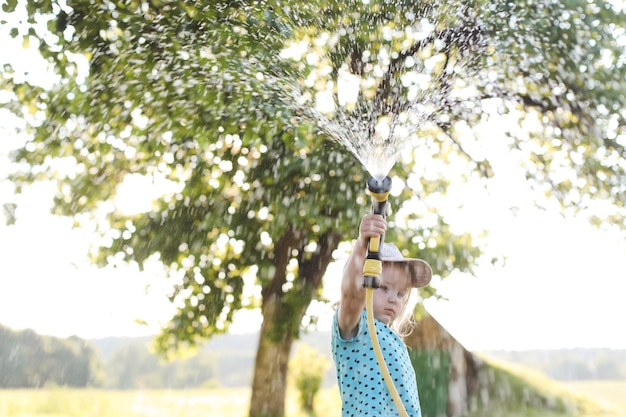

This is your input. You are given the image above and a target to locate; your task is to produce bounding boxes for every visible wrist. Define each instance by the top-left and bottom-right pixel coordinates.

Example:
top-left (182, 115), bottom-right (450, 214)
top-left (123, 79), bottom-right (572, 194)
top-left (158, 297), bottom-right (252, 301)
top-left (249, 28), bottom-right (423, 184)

top-left (355, 236), bottom-right (368, 250)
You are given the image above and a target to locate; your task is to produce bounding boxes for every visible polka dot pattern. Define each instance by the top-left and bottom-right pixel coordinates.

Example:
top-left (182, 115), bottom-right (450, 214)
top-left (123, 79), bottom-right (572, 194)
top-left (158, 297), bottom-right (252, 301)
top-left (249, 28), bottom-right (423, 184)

top-left (331, 309), bottom-right (422, 417)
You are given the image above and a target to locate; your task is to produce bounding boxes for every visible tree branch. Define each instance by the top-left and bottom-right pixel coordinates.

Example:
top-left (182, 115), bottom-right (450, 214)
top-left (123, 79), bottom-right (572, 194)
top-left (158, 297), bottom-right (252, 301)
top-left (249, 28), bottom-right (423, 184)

top-left (261, 225), bottom-right (302, 301)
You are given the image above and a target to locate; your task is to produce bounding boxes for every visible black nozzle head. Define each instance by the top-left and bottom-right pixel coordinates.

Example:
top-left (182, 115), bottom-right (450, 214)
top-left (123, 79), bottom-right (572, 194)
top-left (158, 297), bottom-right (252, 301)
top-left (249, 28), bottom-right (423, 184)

top-left (367, 176), bottom-right (392, 194)
top-left (362, 275), bottom-right (381, 289)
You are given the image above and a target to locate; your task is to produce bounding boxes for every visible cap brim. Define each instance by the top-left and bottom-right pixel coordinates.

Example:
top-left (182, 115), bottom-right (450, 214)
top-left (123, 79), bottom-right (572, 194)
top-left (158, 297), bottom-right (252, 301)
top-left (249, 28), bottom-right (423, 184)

top-left (382, 257), bottom-right (432, 288)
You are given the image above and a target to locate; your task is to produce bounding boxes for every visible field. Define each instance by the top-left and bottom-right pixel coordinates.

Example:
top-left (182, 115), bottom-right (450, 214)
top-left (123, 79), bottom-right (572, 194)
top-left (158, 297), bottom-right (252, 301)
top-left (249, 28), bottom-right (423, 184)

top-left (561, 380), bottom-right (626, 415)
top-left (0, 381), bottom-right (624, 417)
top-left (0, 387), bottom-right (341, 417)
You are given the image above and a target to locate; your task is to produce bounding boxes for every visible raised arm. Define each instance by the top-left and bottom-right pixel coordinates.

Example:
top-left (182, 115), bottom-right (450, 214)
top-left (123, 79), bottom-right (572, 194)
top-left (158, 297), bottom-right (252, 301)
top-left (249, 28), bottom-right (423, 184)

top-left (338, 213), bottom-right (386, 339)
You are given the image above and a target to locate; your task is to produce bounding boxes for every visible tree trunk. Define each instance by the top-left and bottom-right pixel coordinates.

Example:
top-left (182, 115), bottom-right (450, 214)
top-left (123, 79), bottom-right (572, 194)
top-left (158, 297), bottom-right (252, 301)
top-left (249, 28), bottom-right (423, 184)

top-left (249, 294), bottom-right (294, 417)
top-left (248, 229), bottom-right (341, 417)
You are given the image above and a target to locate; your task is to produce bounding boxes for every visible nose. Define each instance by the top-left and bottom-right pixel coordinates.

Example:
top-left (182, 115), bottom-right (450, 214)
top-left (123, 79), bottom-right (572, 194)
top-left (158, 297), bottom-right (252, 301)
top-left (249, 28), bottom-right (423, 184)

top-left (388, 291), bottom-right (399, 303)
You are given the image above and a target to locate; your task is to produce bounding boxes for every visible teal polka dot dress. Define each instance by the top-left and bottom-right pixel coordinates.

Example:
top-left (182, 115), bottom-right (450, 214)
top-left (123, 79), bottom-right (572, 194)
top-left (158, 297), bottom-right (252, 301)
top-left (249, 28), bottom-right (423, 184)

top-left (332, 309), bottom-right (422, 417)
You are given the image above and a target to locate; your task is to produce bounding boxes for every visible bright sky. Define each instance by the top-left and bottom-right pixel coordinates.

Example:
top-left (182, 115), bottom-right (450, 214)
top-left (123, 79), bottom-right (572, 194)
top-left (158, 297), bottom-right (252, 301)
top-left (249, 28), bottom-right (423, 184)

top-left (316, 183), bottom-right (626, 351)
top-left (425, 211), bottom-right (626, 350)
top-left (1, 10), bottom-right (625, 350)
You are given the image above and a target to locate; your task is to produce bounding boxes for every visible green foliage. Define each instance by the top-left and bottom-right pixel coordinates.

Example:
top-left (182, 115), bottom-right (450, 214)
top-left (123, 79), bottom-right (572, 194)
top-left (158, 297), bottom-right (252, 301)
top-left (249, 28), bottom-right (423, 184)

top-left (410, 349), bottom-right (450, 417)
top-left (103, 339), bottom-right (219, 389)
top-left (288, 343), bottom-right (331, 411)
top-left (1, 0), bottom-right (501, 355)
top-left (0, 324), bottom-right (103, 388)
top-left (484, 0), bottom-right (626, 222)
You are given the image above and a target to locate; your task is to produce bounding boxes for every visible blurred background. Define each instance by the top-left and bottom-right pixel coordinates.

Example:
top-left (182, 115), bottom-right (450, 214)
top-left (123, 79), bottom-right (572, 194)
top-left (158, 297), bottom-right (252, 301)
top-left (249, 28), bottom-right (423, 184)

top-left (1, 1), bottom-right (625, 417)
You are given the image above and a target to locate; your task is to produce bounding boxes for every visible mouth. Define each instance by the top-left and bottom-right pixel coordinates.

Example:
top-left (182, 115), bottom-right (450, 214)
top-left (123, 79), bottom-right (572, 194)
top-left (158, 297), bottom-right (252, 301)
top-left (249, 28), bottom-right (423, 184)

top-left (384, 308), bottom-right (395, 317)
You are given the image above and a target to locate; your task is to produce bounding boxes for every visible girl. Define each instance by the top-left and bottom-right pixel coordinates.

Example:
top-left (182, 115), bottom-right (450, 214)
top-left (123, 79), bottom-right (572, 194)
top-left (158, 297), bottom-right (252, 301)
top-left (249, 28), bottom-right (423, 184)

top-left (332, 213), bottom-right (432, 417)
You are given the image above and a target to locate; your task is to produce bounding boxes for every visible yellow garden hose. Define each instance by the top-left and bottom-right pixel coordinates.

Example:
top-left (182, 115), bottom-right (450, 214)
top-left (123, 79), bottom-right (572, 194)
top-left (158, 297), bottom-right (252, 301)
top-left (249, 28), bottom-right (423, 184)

top-left (362, 175), bottom-right (409, 417)
top-left (366, 288), bottom-right (410, 417)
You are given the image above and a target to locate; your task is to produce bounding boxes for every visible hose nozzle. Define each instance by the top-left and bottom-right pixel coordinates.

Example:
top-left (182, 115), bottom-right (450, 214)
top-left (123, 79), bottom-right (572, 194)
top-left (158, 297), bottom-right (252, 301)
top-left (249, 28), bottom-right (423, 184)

top-left (367, 176), bottom-right (393, 197)
top-left (363, 176), bottom-right (392, 289)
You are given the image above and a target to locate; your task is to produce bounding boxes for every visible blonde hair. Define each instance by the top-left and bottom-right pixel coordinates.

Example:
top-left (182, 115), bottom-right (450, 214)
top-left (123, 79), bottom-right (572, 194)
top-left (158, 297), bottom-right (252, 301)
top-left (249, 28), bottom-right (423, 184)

top-left (385, 262), bottom-right (418, 338)
top-left (389, 288), bottom-right (418, 338)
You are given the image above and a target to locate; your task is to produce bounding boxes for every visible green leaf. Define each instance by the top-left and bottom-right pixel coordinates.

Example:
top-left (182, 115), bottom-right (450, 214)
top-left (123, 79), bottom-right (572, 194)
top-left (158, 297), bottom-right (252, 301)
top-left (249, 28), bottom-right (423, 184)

top-left (2, 0), bottom-right (18, 13)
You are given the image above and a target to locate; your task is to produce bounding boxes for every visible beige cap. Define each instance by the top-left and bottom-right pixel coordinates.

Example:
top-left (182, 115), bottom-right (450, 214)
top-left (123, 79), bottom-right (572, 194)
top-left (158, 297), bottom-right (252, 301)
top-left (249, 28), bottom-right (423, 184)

top-left (381, 243), bottom-right (432, 288)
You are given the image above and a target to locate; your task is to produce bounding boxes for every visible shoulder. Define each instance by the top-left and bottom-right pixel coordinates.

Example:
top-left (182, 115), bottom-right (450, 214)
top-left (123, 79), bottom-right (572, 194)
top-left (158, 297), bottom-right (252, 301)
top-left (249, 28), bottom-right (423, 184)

top-left (333, 308), bottom-right (366, 343)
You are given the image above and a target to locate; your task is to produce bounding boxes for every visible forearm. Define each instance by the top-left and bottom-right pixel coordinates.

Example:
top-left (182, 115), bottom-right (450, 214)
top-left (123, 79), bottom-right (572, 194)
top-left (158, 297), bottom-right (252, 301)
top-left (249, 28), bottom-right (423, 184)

top-left (341, 237), bottom-right (368, 303)
top-left (338, 214), bottom-right (385, 338)
top-left (338, 237), bottom-right (368, 337)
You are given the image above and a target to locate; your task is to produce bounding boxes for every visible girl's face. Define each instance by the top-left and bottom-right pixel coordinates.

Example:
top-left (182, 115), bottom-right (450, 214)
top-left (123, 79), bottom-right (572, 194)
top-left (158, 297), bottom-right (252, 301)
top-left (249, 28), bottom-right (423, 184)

top-left (373, 263), bottom-right (411, 325)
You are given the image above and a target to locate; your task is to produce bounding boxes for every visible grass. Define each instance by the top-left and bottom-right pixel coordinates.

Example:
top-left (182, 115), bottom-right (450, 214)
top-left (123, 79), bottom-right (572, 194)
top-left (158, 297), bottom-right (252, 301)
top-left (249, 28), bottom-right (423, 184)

top-left (0, 386), bottom-right (341, 417)
top-left (0, 380), bottom-right (623, 417)
top-left (561, 380), bottom-right (626, 415)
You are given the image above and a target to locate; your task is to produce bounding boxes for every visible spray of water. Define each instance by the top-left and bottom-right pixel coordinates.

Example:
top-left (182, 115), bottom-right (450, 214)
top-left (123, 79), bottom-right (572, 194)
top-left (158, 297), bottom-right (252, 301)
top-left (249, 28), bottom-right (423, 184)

top-left (243, 1), bottom-right (488, 180)
top-left (300, 95), bottom-right (431, 181)
top-left (199, 0), bottom-right (489, 182)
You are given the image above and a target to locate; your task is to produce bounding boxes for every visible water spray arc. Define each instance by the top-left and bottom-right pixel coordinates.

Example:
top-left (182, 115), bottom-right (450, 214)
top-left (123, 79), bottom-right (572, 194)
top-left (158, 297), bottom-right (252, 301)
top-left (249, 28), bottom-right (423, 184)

top-left (362, 175), bottom-right (410, 417)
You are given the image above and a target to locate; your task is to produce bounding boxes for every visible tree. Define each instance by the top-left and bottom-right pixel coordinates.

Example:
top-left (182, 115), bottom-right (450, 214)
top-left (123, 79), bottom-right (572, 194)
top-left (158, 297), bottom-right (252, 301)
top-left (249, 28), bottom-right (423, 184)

top-left (0, 324), bottom-right (103, 388)
top-left (2, 0), bottom-right (624, 416)
top-left (104, 339), bottom-right (220, 389)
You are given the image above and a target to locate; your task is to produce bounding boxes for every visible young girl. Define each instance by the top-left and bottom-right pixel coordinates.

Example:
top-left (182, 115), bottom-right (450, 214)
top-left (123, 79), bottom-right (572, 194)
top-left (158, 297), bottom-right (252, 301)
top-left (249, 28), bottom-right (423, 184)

top-left (332, 213), bottom-right (432, 417)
